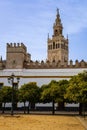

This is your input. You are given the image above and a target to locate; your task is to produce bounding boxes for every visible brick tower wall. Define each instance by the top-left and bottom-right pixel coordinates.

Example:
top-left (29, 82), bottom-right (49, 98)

top-left (6, 43), bottom-right (27, 69)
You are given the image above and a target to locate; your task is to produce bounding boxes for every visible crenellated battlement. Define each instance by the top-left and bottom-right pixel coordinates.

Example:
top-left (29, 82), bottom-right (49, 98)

top-left (23, 59), bottom-right (87, 69)
top-left (7, 42), bottom-right (27, 51)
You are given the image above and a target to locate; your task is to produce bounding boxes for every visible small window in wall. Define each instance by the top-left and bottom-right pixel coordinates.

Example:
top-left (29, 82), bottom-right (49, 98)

top-left (13, 83), bottom-right (18, 90)
top-left (0, 83), bottom-right (3, 89)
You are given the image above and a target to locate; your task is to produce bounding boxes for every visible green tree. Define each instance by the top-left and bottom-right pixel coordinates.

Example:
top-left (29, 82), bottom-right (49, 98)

top-left (65, 71), bottom-right (87, 115)
top-left (41, 80), bottom-right (69, 114)
top-left (1, 86), bottom-right (12, 113)
top-left (40, 84), bottom-right (51, 103)
top-left (18, 84), bottom-right (28, 113)
top-left (0, 89), bottom-right (3, 109)
top-left (41, 80), bottom-right (58, 115)
top-left (56, 80), bottom-right (69, 110)
top-left (19, 82), bottom-right (40, 114)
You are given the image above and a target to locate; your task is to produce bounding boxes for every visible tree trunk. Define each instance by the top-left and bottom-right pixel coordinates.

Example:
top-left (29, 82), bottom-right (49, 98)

top-left (83, 103), bottom-right (85, 118)
top-left (79, 103), bottom-right (83, 115)
top-left (14, 102), bottom-right (17, 110)
top-left (58, 102), bottom-right (65, 111)
top-left (30, 102), bottom-right (35, 110)
top-left (52, 100), bottom-right (55, 115)
top-left (24, 102), bottom-right (26, 114)
top-left (27, 102), bottom-right (30, 114)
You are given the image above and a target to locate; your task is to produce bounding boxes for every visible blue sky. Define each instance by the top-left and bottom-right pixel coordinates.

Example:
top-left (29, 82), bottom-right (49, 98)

top-left (0, 0), bottom-right (87, 62)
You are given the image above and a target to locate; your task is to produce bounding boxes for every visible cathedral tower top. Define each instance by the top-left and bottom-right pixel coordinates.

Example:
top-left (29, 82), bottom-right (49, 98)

top-left (47, 9), bottom-right (68, 64)
top-left (53, 8), bottom-right (63, 36)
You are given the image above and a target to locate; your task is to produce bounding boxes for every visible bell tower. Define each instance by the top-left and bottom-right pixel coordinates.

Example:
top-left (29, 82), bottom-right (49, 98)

top-left (47, 9), bottom-right (68, 65)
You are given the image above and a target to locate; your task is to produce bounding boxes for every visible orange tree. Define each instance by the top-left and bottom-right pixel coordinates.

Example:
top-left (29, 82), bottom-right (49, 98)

top-left (19, 82), bottom-right (40, 113)
top-left (41, 80), bottom-right (69, 114)
top-left (55, 80), bottom-right (69, 110)
top-left (65, 71), bottom-right (87, 115)
top-left (0, 86), bottom-right (12, 113)
top-left (41, 80), bottom-right (57, 115)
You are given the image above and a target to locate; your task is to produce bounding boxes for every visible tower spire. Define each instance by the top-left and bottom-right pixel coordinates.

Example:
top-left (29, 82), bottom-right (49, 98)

top-left (56, 8), bottom-right (61, 24)
top-left (47, 33), bottom-right (49, 41)
top-left (67, 34), bottom-right (68, 39)
top-left (57, 8), bottom-right (59, 16)
top-left (48, 33), bottom-right (49, 39)
top-left (53, 9), bottom-right (63, 36)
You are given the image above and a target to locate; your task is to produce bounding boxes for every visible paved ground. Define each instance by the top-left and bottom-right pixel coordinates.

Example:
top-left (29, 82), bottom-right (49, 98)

top-left (77, 116), bottom-right (87, 130)
top-left (0, 110), bottom-right (87, 129)
top-left (0, 115), bottom-right (85, 130)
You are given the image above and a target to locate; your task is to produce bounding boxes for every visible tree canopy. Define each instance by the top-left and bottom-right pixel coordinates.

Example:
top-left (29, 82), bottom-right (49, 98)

top-left (0, 71), bottom-right (87, 115)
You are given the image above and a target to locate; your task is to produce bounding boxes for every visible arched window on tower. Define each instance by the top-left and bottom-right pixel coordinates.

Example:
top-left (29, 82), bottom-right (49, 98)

top-left (56, 44), bottom-right (57, 49)
top-left (53, 42), bottom-right (55, 49)
top-left (55, 30), bottom-right (58, 36)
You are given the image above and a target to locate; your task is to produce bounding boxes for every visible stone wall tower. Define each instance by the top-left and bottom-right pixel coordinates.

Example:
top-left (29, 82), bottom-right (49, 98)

top-left (6, 43), bottom-right (31, 69)
top-left (47, 9), bottom-right (68, 65)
